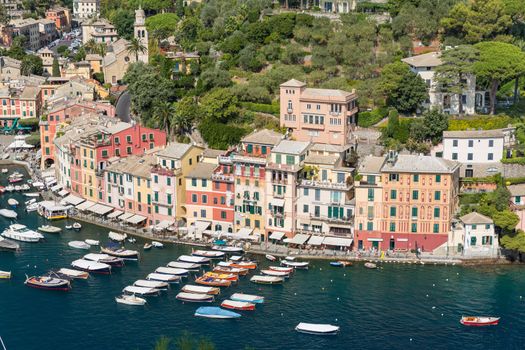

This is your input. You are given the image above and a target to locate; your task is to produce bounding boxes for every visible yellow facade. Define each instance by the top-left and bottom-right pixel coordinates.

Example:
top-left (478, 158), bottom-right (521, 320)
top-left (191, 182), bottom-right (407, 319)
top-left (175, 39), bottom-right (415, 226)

top-left (80, 145), bottom-right (98, 201)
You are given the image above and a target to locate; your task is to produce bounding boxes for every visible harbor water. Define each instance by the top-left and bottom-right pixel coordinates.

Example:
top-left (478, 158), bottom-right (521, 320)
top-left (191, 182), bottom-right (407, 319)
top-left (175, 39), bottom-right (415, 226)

top-left (1, 166), bottom-right (525, 350)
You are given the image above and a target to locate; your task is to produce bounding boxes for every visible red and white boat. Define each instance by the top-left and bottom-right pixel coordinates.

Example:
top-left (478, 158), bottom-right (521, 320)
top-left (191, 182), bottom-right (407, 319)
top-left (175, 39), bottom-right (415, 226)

top-left (221, 299), bottom-right (256, 311)
top-left (460, 316), bottom-right (500, 326)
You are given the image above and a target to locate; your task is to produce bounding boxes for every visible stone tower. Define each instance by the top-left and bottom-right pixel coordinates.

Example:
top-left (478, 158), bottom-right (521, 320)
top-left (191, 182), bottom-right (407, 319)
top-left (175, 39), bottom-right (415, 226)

top-left (133, 6), bottom-right (149, 63)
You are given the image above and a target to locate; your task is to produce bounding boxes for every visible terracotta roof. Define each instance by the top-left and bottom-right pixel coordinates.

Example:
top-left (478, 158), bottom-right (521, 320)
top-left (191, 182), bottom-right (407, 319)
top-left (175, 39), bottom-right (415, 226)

top-left (280, 79), bottom-right (306, 88)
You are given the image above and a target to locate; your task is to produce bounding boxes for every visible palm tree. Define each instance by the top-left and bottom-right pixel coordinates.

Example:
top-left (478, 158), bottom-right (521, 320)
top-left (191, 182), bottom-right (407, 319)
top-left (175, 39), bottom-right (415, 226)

top-left (126, 37), bottom-right (147, 62)
top-left (153, 101), bottom-right (176, 139)
top-left (84, 39), bottom-right (98, 54)
top-left (96, 43), bottom-right (107, 57)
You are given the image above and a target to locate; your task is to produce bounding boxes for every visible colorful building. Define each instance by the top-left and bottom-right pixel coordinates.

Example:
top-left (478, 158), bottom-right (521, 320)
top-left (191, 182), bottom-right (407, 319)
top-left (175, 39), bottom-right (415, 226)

top-left (0, 85), bottom-right (42, 126)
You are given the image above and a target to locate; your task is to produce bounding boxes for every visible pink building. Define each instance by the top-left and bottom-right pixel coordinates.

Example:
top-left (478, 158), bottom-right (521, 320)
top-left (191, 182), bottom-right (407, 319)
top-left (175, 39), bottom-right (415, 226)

top-left (280, 79), bottom-right (358, 146)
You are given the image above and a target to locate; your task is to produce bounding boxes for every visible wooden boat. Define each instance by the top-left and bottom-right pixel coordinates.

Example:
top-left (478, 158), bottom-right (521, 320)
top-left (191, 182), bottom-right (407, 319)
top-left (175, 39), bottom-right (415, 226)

top-left (204, 272), bottom-right (238, 282)
top-left (122, 286), bottom-right (160, 296)
top-left (281, 260), bottom-right (309, 269)
top-left (100, 246), bottom-right (139, 260)
top-left (152, 241), bottom-right (164, 248)
top-left (219, 261), bottom-right (257, 270)
top-left (178, 255), bottom-right (210, 265)
top-left (212, 245), bottom-right (244, 254)
top-left (194, 307), bottom-right (241, 319)
top-left (56, 268), bottom-right (89, 280)
top-left (195, 276), bottom-right (231, 287)
top-left (25, 274), bottom-right (71, 291)
top-left (221, 299), bottom-right (256, 311)
top-left (0, 209), bottom-right (17, 219)
top-left (168, 261), bottom-right (200, 271)
top-left (212, 266), bottom-right (249, 276)
top-left (115, 294), bottom-right (147, 306)
top-left (269, 266), bottom-right (294, 273)
top-left (147, 273), bottom-right (181, 283)
top-left (181, 284), bottom-right (220, 295)
top-left (265, 254), bottom-right (277, 261)
top-left (85, 239), bottom-right (100, 246)
top-left (0, 270), bottom-right (11, 279)
top-left (7, 198), bottom-right (18, 208)
top-left (250, 275), bottom-right (284, 285)
top-left (71, 259), bottom-right (111, 274)
top-left (84, 253), bottom-right (124, 267)
top-left (109, 231), bottom-right (127, 242)
top-left (134, 279), bottom-right (169, 290)
top-left (38, 225), bottom-right (61, 233)
top-left (72, 222), bottom-right (82, 231)
top-left (230, 293), bottom-right (264, 304)
top-left (68, 241), bottom-right (91, 250)
top-left (192, 249), bottom-right (225, 259)
top-left (176, 292), bottom-right (214, 303)
top-left (261, 269), bottom-right (289, 278)
top-left (364, 262), bottom-right (377, 269)
top-left (155, 267), bottom-right (189, 276)
top-left (295, 323), bottom-right (340, 335)
top-left (0, 236), bottom-right (20, 251)
top-left (143, 243), bottom-right (152, 250)
top-left (460, 316), bottom-right (500, 326)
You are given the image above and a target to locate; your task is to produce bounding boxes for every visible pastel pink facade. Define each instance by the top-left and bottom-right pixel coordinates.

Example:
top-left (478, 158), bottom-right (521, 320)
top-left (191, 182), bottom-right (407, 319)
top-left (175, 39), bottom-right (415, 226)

top-left (280, 79), bottom-right (358, 146)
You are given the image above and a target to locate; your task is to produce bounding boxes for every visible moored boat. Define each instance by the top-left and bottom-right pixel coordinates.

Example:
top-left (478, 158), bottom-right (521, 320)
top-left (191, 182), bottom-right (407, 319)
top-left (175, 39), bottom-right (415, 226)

top-left (364, 262), bottom-right (377, 269)
top-left (100, 246), bottom-right (140, 260)
top-left (194, 307), bottom-right (241, 319)
top-left (68, 241), bottom-right (91, 250)
top-left (72, 222), bottom-right (82, 231)
top-left (261, 269), bottom-right (289, 278)
top-left (0, 236), bottom-right (20, 251)
top-left (204, 272), bottom-right (238, 282)
top-left (212, 266), bottom-right (249, 276)
top-left (181, 284), bottom-right (220, 295)
top-left (268, 266), bottom-right (294, 273)
top-left (152, 241), bottom-right (164, 248)
top-left (7, 198), bottom-right (18, 208)
top-left (65, 225), bottom-right (72, 230)
top-left (281, 260), bottom-right (309, 269)
top-left (221, 300), bottom-right (256, 311)
top-left (230, 293), bottom-right (264, 304)
top-left (26, 203), bottom-right (39, 212)
top-left (122, 286), bottom-right (160, 296)
top-left (212, 245), bottom-right (244, 254)
top-left (176, 292), bottom-right (214, 303)
top-left (295, 323), bottom-right (340, 335)
top-left (195, 276), bottom-right (231, 287)
top-left (116, 294), bottom-right (147, 306)
top-left (84, 239), bottom-right (100, 246)
top-left (0, 209), bottom-right (17, 219)
top-left (250, 275), bottom-right (284, 284)
top-left (127, 237), bottom-right (136, 243)
top-left (460, 316), bottom-right (500, 326)
top-left (192, 249), bottom-right (225, 259)
top-left (24, 274), bottom-right (71, 291)
top-left (0, 270), bottom-right (11, 279)
top-left (265, 254), bottom-right (277, 261)
top-left (147, 273), bottom-right (181, 283)
top-left (1, 224), bottom-right (43, 242)
top-left (38, 225), bottom-right (61, 233)
top-left (83, 253), bottom-right (124, 267)
top-left (109, 231), bottom-right (127, 242)
top-left (178, 255), bottom-right (210, 265)
top-left (56, 268), bottom-right (89, 280)
top-left (134, 279), bottom-right (169, 290)
top-left (143, 243), bottom-right (152, 250)
top-left (168, 261), bottom-right (200, 271)
top-left (71, 259), bottom-right (111, 274)
top-left (155, 267), bottom-right (189, 276)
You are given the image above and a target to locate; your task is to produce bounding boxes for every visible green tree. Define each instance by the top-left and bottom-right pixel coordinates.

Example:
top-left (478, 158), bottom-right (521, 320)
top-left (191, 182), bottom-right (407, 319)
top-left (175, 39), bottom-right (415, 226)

top-left (0, 3), bottom-right (9, 25)
top-left (409, 109), bottom-right (448, 143)
top-left (57, 44), bottom-right (69, 56)
top-left (200, 88), bottom-right (239, 123)
top-left (176, 0), bottom-right (184, 18)
top-left (493, 210), bottom-right (520, 232)
top-left (111, 9), bottom-right (135, 40)
top-left (434, 45), bottom-right (479, 115)
top-left (146, 13), bottom-right (179, 40)
top-left (384, 109), bottom-right (399, 139)
top-left (199, 68), bottom-right (232, 90)
top-left (500, 230), bottom-right (525, 254)
top-left (126, 37), bottom-right (147, 62)
top-left (52, 57), bottom-right (60, 77)
top-left (473, 41), bottom-right (525, 114)
top-left (389, 70), bottom-right (428, 113)
top-left (238, 45), bottom-right (264, 72)
top-left (487, 186), bottom-right (511, 211)
top-left (20, 55), bottom-right (43, 76)
top-left (153, 101), bottom-right (176, 138)
top-left (174, 97), bottom-right (197, 134)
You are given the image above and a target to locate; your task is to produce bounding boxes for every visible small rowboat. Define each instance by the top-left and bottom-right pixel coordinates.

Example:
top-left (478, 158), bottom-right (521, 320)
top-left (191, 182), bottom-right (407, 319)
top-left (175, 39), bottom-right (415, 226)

top-left (195, 276), bottom-right (231, 287)
top-left (57, 268), bottom-right (89, 280)
top-left (152, 241), bottom-right (164, 248)
top-left (268, 266), bottom-right (294, 273)
top-left (192, 249), bottom-right (225, 259)
top-left (72, 222), bottom-right (82, 231)
top-left (38, 225), bottom-right (61, 233)
top-left (250, 275), bottom-right (284, 285)
top-left (8, 177), bottom-right (23, 184)
top-left (221, 299), bottom-right (256, 311)
top-left (68, 241), bottom-right (91, 250)
top-left (181, 284), bottom-right (220, 295)
top-left (155, 267), bottom-right (189, 276)
top-left (212, 266), bottom-right (249, 276)
top-left (0, 270), bottom-right (11, 279)
top-left (168, 261), bottom-right (201, 271)
top-left (116, 294), bottom-right (147, 306)
top-left (204, 272), bottom-right (238, 282)
top-left (109, 231), bottom-right (127, 242)
top-left (176, 292), bottom-right (214, 303)
top-left (230, 293), bottom-right (264, 304)
top-left (100, 246), bottom-right (139, 260)
top-left (261, 269), bottom-right (289, 278)
top-left (212, 245), bottom-right (244, 254)
top-left (7, 198), bottom-right (18, 208)
top-left (364, 262), bottom-right (377, 269)
top-left (65, 225), bottom-right (72, 230)
top-left (295, 323), bottom-right (340, 335)
top-left (330, 261), bottom-right (352, 267)
top-left (134, 279), bottom-right (169, 290)
top-left (147, 273), bottom-right (181, 283)
top-left (85, 239), bottom-right (99, 246)
top-left (224, 261), bottom-right (257, 270)
top-left (25, 274), bottom-right (71, 291)
top-left (460, 316), bottom-right (500, 326)
top-left (0, 209), bottom-right (17, 219)
top-left (194, 307), bottom-right (241, 319)
top-left (178, 255), bottom-right (210, 265)
top-left (265, 254), bottom-right (277, 261)
top-left (143, 243), bottom-right (152, 250)
top-left (281, 260), bottom-right (309, 269)
top-left (71, 259), bottom-right (111, 274)
top-left (123, 286), bottom-right (160, 296)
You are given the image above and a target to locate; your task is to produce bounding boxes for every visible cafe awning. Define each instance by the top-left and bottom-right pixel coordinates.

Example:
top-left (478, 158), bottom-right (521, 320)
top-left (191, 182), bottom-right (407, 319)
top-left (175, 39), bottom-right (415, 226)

top-left (270, 198), bottom-right (285, 207)
top-left (118, 212), bottom-right (134, 221)
top-left (307, 235), bottom-right (324, 246)
top-left (237, 227), bottom-right (253, 239)
top-left (107, 210), bottom-right (123, 219)
top-left (154, 220), bottom-right (173, 230)
top-left (269, 231), bottom-right (285, 240)
top-left (57, 189), bottom-right (69, 197)
top-left (126, 214), bottom-right (147, 224)
top-left (289, 234), bottom-right (310, 245)
top-left (76, 200), bottom-right (95, 211)
top-left (323, 236), bottom-right (353, 247)
top-left (63, 194), bottom-right (85, 206)
top-left (195, 220), bottom-right (211, 232)
top-left (88, 203), bottom-right (113, 215)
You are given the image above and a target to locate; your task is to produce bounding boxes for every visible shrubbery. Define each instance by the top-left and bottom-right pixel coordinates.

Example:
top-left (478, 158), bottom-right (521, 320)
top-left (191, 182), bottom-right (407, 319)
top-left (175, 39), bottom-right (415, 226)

top-left (240, 102), bottom-right (280, 116)
top-left (357, 108), bottom-right (389, 127)
top-left (448, 115), bottom-right (514, 131)
top-left (199, 122), bottom-right (247, 150)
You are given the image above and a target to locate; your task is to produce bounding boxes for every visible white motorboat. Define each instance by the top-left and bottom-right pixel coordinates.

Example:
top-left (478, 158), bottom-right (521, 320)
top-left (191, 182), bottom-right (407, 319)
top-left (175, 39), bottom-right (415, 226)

top-left (192, 250), bottom-right (225, 259)
top-left (266, 254), bottom-right (277, 261)
top-left (7, 198), bottom-right (18, 208)
top-left (1, 224), bottom-right (43, 242)
top-left (364, 262), bottom-right (377, 269)
top-left (83, 253), bottom-right (124, 266)
top-left (26, 203), bottom-right (39, 212)
top-left (72, 222), bottom-right (82, 231)
top-left (176, 292), bottom-right (214, 303)
top-left (14, 185), bottom-right (21, 191)
top-left (155, 267), bottom-right (189, 276)
top-left (108, 231), bottom-right (127, 242)
top-left (295, 323), bottom-right (340, 336)
top-left (0, 209), bottom-right (17, 219)
top-left (20, 184), bottom-right (30, 191)
top-left (250, 275), bottom-right (284, 284)
top-left (65, 225), bottom-right (73, 230)
top-left (122, 286), bottom-right (159, 296)
top-left (24, 192), bottom-right (40, 197)
top-left (57, 268), bottom-right (89, 279)
top-left (38, 225), bottom-right (61, 233)
top-left (25, 198), bottom-right (36, 205)
top-left (269, 266), bottom-right (294, 273)
top-left (100, 246), bottom-right (139, 260)
top-left (261, 269), bottom-right (289, 278)
top-left (147, 273), bottom-right (180, 283)
top-left (181, 284), bottom-right (220, 295)
top-left (177, 255), bottom-right (211, 265)
top-left (32, 181), bottom-right (44, 189)
top-left (134, 279), bottom-right (169, 290)
top-left (281, 260), bottom-right (309, 269)
top-left (4, 185), bottom-right (14, 192)
top-left (1, 168), bottom-right (7, 174)
top-left (84, 239), bottom-right (99, 246)
top-left (71, 259), bottom-right (111, 274)
top-left (167, 261), bottom-right (201, 271)
top-left (230, 293), bottom-right (264, 304)
top-left (152, 241), bottom-right (164, 248)
top-left (0, 270), bottom-right (11, 279)
top-left (116, 294), bottom-right (147, 306)
top-left (0, 236), bottom-right (20, 250)
top-left (127, 237), bottom-right (136, 243)
top-left (68, 241), bottom-right (91, 250)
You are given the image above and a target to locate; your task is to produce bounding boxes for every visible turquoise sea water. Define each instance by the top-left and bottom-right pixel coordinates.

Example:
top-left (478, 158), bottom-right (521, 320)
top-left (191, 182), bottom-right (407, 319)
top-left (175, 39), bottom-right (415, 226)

top-left (1, 166), bottom-right (525, 350)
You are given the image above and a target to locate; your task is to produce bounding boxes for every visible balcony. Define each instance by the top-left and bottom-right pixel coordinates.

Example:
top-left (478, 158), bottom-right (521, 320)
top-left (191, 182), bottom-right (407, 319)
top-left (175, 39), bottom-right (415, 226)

top-left (300, 179), bottom-right (351, 191)
top-left (310, 214), bottom-right (353, 224)
top-left (232, 154), bottom-right (266, 165)
top-left (267, 162), bottom-right (301, 172)
top-left (151, 165), bottom-right (181, 176)
top-left (273, 192), bottom-right (285, 199)
top-left (271, 177), bottom-right (288, 185)
top-left (211, 173), bottom-right (234, 182)
top-left (270, 211), bottom-right (285, 218)
top-left (358, 180), bottom-right (377, 187)
top-left (219, 155), bottom-right (233, 165)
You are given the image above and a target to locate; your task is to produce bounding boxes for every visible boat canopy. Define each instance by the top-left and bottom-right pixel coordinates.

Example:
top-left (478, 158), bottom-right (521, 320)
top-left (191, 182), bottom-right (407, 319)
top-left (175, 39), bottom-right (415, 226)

top-left (269, 231), bottom-right (285, 240)
top-left (63, 194), bottom-right (85, 206)
top-left (76, 200), bottom-right (95, 211)
top-left (118, 212), bottom-right (134, 221)
top-left (210, 227), bottom-right (259, 241)
top-left (57, 189), bottom-right (69, 197)
top-left (126, 214), bottom-right (147, 224)
top-left (107, 210), bottom-right (124, 219)
top-left (307, 235), bottom-right (324, 246)
top-left (39, 200), bottom-right (70, 212)
top-left (88, 203), bottom-right (113, 216)
top-left (289, 234), bottom-right (310, 245)
top-left (323, 236), bottom-right (353, 247)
